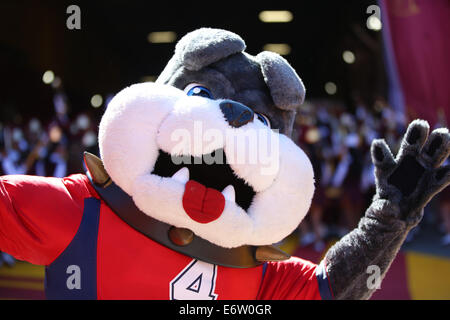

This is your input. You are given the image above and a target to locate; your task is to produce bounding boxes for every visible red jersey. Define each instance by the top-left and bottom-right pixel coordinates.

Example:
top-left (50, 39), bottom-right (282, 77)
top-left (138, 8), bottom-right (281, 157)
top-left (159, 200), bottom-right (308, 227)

top-left (0, 174), bottom-right (333, 300)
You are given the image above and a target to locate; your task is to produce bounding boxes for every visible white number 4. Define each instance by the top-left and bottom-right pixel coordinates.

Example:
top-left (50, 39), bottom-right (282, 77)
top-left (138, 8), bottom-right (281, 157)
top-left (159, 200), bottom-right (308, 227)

top-left (170, 259), bottom-right (218, 300)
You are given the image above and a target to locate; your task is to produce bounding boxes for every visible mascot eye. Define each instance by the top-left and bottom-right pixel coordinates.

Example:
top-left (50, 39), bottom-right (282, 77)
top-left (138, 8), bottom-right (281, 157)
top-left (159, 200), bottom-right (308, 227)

top-left (254, 113), bottom-right (271, 128)
top-left (184, 83), bottom-right (213, 99)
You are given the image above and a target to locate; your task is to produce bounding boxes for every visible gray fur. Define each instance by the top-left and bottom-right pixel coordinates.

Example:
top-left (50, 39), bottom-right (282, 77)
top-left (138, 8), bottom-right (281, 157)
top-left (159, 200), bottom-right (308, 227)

top-left (256, 51), bottom-right (305, 111)
top-left (324, 120), bottom-right (450, 299)
top-left (420, 127), bottom-right (450, 168)
top-left (156, 28), bottom-right (305, 137)
top-left (176, 28), bottom-right (246, 71)
top-left (157, 28), bottom-right (246, 84)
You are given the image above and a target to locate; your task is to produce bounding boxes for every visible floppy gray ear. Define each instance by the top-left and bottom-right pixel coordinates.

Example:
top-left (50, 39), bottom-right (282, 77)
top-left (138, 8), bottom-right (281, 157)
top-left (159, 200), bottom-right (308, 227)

top-left (256, 51), bottom-right (306, 111)
top-left (175, 28), bottom-right (246, 71)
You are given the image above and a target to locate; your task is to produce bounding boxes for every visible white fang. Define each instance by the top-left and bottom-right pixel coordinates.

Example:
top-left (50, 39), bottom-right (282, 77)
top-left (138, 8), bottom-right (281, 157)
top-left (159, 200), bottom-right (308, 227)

top-left (171, 167), bottom-right (189, 184)
top-left (222, 185), bottom-right (236, 203)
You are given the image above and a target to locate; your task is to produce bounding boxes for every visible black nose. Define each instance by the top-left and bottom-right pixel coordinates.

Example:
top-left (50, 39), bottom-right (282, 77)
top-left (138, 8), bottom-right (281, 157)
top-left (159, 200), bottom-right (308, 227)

top-left (219, 100), bottom-right (254, 128)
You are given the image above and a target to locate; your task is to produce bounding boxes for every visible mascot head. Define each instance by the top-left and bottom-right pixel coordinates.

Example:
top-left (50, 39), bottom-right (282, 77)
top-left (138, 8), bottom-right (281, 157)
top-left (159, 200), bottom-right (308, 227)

top-left (96, 28), bottom-right (314, 250)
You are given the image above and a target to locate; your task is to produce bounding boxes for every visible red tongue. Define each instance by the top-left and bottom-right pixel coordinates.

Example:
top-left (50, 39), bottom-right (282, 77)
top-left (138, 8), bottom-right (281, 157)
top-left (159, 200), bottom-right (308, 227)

top-left (182, 180), bottom-right (225, 224)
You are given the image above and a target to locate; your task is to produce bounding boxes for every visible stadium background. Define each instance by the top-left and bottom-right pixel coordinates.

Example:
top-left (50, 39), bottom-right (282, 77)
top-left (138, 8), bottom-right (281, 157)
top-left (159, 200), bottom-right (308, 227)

top-left (0, 0), bottom-right (449, 299)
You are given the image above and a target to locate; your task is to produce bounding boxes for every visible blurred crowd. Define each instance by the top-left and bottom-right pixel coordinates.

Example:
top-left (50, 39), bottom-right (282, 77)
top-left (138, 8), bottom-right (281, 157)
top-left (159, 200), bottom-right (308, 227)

top-left (0, 92), bottom-right (100, 179)
top-left (0, 89), bottom-right (449, 268)
top-left (0, 88), bottom-right (100, 268)
top-left (294, 97), bottom-right (450, 251)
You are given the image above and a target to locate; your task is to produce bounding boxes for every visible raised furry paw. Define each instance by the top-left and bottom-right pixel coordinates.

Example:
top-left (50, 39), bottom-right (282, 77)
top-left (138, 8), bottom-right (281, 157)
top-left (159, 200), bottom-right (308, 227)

top-left (370, 120), bottom-right (450, 227)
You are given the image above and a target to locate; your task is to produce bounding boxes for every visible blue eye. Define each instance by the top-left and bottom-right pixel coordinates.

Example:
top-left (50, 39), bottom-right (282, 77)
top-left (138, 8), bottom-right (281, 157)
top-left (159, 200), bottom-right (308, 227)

top-left (255, 113), bottom-right (271, 128)
top-left (184, 84), bottom-right (213, 99)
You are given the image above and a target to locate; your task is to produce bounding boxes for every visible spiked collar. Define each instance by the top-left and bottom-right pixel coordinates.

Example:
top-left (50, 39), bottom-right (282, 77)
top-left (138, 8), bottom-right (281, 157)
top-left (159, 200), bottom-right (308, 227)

top-left (83, 152), bottom-right (290, 268)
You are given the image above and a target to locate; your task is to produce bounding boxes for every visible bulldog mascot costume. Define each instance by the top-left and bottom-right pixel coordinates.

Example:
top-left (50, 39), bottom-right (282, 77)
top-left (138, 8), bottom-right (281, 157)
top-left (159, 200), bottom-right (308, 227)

top-left (0, 28), bottom-right (449, 300)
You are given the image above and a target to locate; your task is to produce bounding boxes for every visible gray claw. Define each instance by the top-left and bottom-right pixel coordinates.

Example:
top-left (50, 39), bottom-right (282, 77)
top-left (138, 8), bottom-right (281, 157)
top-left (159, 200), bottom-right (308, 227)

top-left (421, 128), bottom-right (450, 168)
top-left (371, 139), bottom-right (395, 169)
top-left (397, 119), bottom-right (430, 160)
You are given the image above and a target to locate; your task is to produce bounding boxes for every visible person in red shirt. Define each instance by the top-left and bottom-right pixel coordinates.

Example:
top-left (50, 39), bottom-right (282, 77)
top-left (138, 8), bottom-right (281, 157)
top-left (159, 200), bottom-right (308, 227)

top-left (0, 174), bottom-right (332, 300)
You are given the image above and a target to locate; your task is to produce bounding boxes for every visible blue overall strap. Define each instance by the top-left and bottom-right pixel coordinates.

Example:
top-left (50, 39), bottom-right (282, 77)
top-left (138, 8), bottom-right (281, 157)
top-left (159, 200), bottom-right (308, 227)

top-left (316, 260), bottom-right (334, 300)
top-left (45, 198), bottom-right (101, 300)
